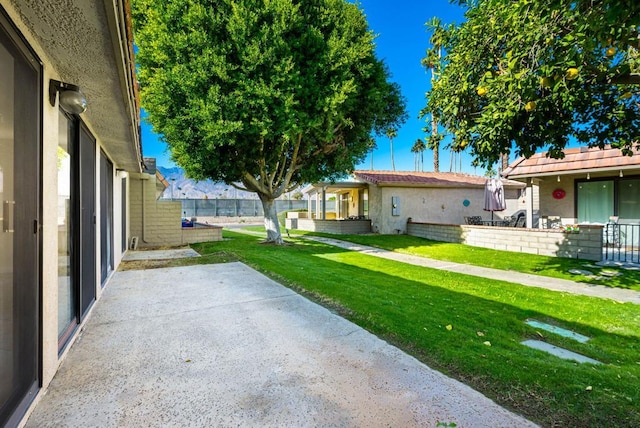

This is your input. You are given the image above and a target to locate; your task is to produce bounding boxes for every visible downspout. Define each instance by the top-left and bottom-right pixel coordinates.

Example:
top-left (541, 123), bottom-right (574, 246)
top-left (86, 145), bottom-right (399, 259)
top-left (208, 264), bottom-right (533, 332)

top-left (140, 175), bottom-right (149, 243)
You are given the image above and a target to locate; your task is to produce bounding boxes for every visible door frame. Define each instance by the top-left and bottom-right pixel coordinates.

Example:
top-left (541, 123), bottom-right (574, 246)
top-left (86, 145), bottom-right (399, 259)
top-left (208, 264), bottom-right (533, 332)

top-left (0, 5), bottom-right (42, 427)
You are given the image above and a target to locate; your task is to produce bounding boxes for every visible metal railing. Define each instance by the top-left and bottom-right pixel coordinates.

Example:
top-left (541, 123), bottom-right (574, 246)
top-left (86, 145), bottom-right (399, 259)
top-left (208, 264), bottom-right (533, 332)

top-left (603, 223), bottom-right (640, 264)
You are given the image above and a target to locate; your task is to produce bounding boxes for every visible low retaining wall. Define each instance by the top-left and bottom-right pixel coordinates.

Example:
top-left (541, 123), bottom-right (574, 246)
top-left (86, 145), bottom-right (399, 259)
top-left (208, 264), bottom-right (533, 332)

top-left (288, 218), bottom-right (372, 234)
top-left (181, 223), bottom-right (223, 244)
top-left (407, 221), bottom-right (603, 261)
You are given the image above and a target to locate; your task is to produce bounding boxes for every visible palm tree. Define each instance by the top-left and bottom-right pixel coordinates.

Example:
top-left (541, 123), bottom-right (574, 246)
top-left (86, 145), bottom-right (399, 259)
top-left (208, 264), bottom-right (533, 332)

top-left (411, 140), bottom-right (421, 171)
top-left (367, 137), bottom-right (376, 170)
top-left (411, 138), bottom-right (427, 171)
top-left (423, 21), bottom-right (443, 173)
top-left (385, 128), bottom-right (397, 171)
top-left (430, 115), bottom-right (440, 172)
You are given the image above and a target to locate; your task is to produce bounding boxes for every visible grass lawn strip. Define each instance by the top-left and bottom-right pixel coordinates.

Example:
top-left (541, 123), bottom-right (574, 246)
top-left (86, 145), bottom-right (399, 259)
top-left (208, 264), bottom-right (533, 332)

top-left (193, 231), bottom-right (640, 427)
top-left (266, 228), bottom-right (640, 291)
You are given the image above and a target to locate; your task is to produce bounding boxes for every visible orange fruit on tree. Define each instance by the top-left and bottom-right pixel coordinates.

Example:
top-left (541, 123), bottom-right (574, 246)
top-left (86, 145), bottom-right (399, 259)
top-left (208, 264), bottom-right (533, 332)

top-left (565, 68), bottom-right (579, 80)
top-left (606, 47), bottom-right (616, 57)
top-left (540, 77), bottom-right (552, 88)
top-left (525, 101), bottom-right (536, 112)
top-left (477, 86), bottom-right (488, 96)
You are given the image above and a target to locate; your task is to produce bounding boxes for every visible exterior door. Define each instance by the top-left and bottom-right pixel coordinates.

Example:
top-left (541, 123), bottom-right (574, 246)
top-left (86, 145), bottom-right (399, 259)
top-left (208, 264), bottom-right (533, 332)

top-left (0, 8), bottom-right (41, 426)
top-left (79, 124), bottom-right (96, 318)
top-left (57, 112), bottom-right (78, 349)
top-left (100, 152), bottom-right (113, 284)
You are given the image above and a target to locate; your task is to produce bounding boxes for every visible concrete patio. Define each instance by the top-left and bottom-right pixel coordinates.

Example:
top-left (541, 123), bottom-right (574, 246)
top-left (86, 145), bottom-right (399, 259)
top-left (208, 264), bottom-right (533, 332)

top-left (26, 262), bottom-right (536, 427)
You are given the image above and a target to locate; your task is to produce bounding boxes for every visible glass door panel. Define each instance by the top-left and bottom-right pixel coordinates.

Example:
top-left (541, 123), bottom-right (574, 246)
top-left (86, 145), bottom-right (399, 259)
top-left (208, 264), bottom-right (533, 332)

top-left (0, 37), bottom-right (16, 408)
top-left (577, 180), bottom-right (614, 224)
top-left (0, 10), bottom-right (40, 425)
top-left (619, 178), bottom-right (640, 222)
top-left (100, 152), bottom-right (113, 285)
top-left (57, 113), bottom-right (76, 345)
top-left (79, 124), bottom-right (96, 319)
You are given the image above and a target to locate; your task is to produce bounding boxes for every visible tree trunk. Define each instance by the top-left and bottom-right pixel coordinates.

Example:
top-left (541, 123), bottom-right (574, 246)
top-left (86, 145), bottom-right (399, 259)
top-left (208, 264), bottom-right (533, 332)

top-left (259, 194), bottom-right (284, 244)
top-left (390, 138), bottom-right (395, 171)
top-left (431, 118), bottom-right (440, 172)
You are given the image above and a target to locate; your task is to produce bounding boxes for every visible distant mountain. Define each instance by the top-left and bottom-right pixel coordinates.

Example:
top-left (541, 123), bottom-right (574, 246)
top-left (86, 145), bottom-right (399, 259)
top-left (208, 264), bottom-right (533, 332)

top-left (157, 166), bottom-right (301, 200)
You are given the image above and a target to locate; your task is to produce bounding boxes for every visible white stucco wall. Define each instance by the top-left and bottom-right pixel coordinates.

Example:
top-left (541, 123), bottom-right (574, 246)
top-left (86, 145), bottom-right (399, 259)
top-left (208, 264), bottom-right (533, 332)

top-left (537, 177), bottom-right (576, 223)
top-left (368, 185), bottom-right (526, 235)
top-left (2, 4), bottom-right (136, 424)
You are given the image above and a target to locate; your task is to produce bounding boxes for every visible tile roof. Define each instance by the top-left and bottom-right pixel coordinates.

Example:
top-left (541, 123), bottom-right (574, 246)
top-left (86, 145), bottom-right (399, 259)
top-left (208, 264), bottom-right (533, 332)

top-left (503, 145), bottom-right (640, 178)
top-left (353, 170), bottom-right (525, 188)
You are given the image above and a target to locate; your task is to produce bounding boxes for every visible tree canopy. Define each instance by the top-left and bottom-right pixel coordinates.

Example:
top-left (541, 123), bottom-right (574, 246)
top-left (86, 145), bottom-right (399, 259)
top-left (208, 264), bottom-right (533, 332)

top-left (423, 0), bottom-right (640, 168)
top-left (132, 0), bottom-right (406, 242)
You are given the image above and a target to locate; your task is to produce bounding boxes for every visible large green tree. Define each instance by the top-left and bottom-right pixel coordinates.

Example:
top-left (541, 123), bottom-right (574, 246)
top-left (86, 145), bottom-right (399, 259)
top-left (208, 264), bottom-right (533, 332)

top-left (133, 0), bottom-right (406, 243)
top-left (424, 0), bottom-right (640, 168)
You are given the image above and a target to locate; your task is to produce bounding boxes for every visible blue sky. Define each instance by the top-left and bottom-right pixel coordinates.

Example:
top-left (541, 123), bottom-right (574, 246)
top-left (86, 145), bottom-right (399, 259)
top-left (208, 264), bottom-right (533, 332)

top-left (141, 0), bottom-right (486, 174)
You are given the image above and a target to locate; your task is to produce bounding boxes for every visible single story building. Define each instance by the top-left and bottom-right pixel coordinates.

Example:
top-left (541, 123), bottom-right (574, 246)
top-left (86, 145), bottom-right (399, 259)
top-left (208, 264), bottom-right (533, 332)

top-left (502, 145), bottom-right (640, 227)
top-left (0, 3), bottom-right (214, 427)
top-left (502, 145), bottom-right (640, 263)
top-left (293, 171), bottom-right (526, 234)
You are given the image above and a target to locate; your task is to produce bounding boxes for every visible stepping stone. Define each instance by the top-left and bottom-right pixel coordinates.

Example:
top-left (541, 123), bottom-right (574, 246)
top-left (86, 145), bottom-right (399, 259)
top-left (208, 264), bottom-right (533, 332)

top-left (581, 264), bottom-right (599, 269)
top-left (525, 319), bottom-right (590, 343)
top-left (521, 340), bottom-right (601, 365)
top-left (568, 269), bottom-right (593, 276)
top-left (600, 270), bottom-right (622, 277)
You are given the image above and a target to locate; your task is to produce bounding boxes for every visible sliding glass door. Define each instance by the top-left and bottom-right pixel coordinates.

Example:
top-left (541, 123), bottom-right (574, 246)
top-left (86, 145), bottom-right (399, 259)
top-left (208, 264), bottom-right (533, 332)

top-left (577, 180), bottom-right (614, 224)
top-left (57, 113), bottom-right (77, 348)
top-left (100, 151), bottom-right (113, 285)
top-left (0, 9), bottom-right (41, 426)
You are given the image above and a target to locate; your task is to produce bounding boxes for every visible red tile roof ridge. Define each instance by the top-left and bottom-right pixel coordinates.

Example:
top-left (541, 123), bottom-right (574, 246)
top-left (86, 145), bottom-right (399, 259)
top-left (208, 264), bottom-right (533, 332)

top-left (503, 144), bottom-right (640, 178)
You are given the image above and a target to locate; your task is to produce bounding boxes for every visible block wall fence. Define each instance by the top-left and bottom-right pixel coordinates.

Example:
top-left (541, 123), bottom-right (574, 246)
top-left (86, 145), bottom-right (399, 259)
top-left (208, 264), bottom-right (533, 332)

top-left (407, 221), bottom-right (603, 261)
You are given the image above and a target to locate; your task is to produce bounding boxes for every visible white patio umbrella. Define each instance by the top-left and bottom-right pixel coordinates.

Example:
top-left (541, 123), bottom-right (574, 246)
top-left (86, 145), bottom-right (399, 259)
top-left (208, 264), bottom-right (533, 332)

top-left (484, 178), bottom-right (506, 221)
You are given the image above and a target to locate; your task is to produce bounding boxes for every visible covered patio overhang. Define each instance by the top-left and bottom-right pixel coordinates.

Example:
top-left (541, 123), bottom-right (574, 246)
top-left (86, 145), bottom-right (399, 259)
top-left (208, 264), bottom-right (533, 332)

top-left (288, 181), bottom-right (371, 234)
top-left (302, 181), bottom-right (368, 220)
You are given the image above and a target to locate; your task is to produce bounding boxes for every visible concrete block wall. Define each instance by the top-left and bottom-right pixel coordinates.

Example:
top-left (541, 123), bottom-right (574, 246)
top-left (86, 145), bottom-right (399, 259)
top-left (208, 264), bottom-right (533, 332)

top-left (294, 219), bottom-right (372, 234)
top-left (408, 221), bottom-right (603, 261)
top-left (130, 173), bottom-right (183, 247)
top-left (181, 226), bottom-right (223, 244)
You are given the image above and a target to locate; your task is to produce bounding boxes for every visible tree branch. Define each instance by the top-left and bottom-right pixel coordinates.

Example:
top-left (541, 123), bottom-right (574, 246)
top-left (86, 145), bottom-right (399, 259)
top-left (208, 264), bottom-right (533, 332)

top-left (610, 73), bottom-right (640, 85)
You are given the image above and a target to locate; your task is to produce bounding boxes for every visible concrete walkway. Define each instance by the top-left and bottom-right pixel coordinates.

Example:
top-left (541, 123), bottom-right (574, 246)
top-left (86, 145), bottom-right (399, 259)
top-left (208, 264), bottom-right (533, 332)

top-left (303, 236), bottom-right (640, 305)
top-left (26, 262), bottom-right (535, 427)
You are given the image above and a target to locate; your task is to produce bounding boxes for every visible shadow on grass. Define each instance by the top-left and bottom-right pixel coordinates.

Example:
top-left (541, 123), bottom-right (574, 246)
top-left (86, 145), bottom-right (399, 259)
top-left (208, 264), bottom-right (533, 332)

top-left (193, 231), bottom-right (640, 428)
top-left (300, 232), bottom-right (640, 291)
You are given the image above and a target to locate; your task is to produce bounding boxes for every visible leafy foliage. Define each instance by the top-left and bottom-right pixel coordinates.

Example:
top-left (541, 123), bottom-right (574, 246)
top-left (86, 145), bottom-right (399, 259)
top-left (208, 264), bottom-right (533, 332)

top-left (424, 0), bottom-right (640, 167)
top-left (133, 0), bottom-right (406, 241)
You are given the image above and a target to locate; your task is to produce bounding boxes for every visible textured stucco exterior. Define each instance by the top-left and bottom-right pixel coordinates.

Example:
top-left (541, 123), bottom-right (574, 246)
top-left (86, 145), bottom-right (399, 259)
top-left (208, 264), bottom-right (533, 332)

top-left (1, 1), bottom-right (142, 426)
top-left (369, 185), bottom-right (525, 235)
top-left (9, 0), bottom-right (142, 172)
top-left (537, 176), bottom-right (576, 222)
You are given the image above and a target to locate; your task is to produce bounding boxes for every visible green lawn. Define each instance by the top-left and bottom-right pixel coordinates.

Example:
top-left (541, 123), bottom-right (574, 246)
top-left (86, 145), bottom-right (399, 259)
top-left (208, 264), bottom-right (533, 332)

top-left (192, 231), bottom-right (640, 427)
top-left (239, 226), bottom-right (640, 291)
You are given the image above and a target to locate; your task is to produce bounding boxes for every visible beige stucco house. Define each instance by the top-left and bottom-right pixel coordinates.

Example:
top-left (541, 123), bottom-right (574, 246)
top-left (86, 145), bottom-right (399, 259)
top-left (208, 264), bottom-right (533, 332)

top-left (0, 2), bottom-right (193, 426)
top-left (502, 145), bottom-right (640, 227)
top-left (294, 171), bottom-right (526, 234)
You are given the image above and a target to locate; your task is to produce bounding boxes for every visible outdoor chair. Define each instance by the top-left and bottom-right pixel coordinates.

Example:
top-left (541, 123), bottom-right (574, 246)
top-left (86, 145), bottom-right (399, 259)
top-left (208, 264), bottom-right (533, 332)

top-left (465, 216), bottom-right (483, 225)
top-left (515, 215), bottom-right (526, 227)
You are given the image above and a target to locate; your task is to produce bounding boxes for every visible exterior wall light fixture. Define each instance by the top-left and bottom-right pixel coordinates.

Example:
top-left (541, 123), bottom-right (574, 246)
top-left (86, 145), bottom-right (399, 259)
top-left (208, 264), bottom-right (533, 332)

top-left (49, 79), bottom-right (87, 114)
